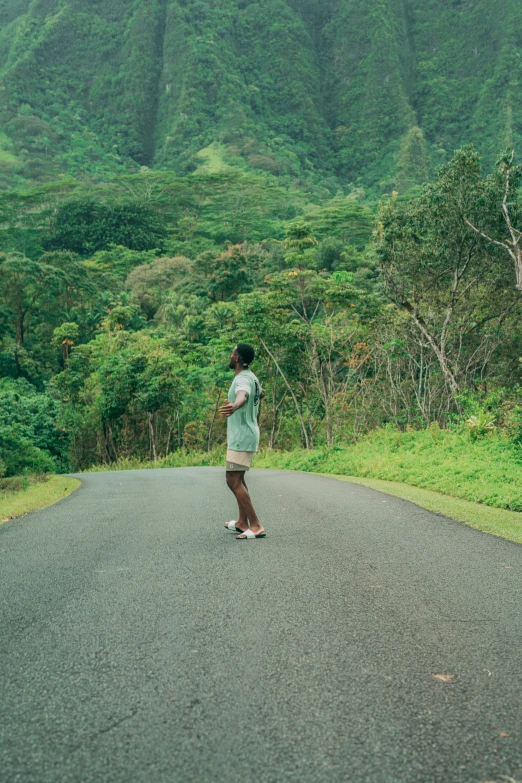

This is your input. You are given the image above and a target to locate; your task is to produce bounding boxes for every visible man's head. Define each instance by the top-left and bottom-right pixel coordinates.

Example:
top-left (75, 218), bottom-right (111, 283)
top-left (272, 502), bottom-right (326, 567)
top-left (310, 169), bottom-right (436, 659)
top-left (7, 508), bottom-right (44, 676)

top-left (229, 343), bottom-right (255, 370)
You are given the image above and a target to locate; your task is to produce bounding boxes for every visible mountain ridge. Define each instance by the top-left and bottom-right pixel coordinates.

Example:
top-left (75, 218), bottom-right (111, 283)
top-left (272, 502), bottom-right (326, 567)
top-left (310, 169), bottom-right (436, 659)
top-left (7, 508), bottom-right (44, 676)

top-left (0, 0), bottom-right (520, 192)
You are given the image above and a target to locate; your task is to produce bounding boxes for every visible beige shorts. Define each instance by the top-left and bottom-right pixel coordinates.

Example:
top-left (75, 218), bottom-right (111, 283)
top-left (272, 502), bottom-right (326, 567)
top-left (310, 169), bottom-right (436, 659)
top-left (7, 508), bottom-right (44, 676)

top-left (226, 450), bottom-right (255, 472)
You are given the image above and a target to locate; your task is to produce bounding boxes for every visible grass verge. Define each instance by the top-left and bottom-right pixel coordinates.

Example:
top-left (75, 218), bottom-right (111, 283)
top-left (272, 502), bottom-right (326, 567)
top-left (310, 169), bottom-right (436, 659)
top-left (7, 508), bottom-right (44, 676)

top-left (254, 429), bottom-right (522, 512)
top-left (0, 475), bottom-right (81, 524)
top-left (318, 474), bottom-right (522, 545)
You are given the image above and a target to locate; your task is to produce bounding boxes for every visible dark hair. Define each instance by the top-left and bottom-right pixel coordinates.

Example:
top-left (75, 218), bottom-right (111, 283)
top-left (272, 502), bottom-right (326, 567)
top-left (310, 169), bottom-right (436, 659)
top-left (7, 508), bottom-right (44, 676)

top-left (236, 343), bottom-right (255, 368)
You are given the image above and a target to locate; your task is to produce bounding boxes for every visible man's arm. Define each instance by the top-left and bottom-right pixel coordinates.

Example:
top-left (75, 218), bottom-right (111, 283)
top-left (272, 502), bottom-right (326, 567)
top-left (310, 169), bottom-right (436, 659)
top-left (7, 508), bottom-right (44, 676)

top-left (219, 390), bottom-right (248, 418)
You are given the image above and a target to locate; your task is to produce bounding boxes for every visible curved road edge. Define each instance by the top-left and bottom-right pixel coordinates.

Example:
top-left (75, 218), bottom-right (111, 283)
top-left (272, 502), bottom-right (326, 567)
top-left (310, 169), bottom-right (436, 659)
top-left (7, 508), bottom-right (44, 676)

top-left (317, 472), bottom-right (522, 545)
top-left (7, 463), bottom-right (520, 546)
top-left (0, 475), bottom-right (81, 525)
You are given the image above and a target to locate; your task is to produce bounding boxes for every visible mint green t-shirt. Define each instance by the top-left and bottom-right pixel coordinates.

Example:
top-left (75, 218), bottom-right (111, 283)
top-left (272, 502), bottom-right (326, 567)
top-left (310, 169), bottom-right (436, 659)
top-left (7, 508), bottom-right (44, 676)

top-left (227, 370), bottom-right (261, 452)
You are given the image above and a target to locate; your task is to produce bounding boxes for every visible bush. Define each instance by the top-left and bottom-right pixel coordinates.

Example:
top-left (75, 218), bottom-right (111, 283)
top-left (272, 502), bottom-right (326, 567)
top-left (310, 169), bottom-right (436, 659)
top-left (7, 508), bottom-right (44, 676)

top-left (0, 425), bottom-right (56, 477)
top-left (44, 199), bottom-right (167, 255)
top-left (0, 378), bottom-right (66, 470)
top-left (0, 473), bottom-right (50, 495)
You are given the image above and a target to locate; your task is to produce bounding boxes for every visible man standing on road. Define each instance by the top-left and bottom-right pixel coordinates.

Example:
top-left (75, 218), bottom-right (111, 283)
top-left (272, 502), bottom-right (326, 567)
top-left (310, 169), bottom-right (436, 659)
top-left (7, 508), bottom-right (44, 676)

top-left (219, 343), bottom-right (266, 540)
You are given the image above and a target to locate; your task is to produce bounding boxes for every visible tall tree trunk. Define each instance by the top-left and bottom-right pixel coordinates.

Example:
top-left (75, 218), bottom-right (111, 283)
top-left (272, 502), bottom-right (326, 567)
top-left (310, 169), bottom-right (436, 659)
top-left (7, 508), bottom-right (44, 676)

top-left (268, 389), bottom-right (286, 450)
top-left (465, 152), bottom-right (522, 292)
top-left (15, 311), bottom-right (24, 346)
top-left (402, 302), bottom-right (460, 394)
top-left (320, 362), bottom-right (334, 446)
top-left (107, 421), bottom-right (119, 462)
top-left (148, 412), bottom-right (158, 462)
top-left (269, 389), bottom-right (279, 450)
top-left (207, 389), bottom-right (222, 452)
top-left (102, 421), bottom-right (112, 464)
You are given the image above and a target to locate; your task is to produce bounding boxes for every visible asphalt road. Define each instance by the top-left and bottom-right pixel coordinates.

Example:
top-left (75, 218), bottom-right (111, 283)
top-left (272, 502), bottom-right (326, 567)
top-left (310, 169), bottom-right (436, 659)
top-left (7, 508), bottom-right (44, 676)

top-left (1, 468), bottom-right (521, 783)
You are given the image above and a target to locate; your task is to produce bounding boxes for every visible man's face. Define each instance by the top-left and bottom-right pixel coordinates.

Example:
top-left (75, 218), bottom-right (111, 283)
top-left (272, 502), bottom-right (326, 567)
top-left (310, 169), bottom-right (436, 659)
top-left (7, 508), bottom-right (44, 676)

top-left (229, 347), bottom-right (239, 369)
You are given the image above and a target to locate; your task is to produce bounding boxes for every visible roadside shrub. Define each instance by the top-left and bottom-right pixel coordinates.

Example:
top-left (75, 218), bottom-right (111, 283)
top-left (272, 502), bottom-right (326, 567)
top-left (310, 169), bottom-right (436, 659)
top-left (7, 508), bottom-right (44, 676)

top-left (0, 425), bottom-right (56, 477)
top-left (465, 412), bottom-right (496, 440)
top-left (0, 473), bottom-right (50, 495)
top-left (0, 378), bottom-right (66, 471)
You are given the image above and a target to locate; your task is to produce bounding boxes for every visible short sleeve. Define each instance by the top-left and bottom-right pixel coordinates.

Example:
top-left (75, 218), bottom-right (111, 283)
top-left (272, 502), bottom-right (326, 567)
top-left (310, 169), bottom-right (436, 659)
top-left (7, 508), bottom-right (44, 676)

top-left (234, 378), bottom-right (251, 396)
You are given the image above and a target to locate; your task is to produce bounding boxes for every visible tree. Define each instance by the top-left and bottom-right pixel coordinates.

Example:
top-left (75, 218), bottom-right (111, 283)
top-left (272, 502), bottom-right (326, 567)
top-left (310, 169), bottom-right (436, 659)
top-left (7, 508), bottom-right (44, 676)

top-left (463, 150), bottom-right (522, 292)
top-left (233, 268), bottom-right (372, 448)
top-left (127, 256), bottom-right (193, 319)
top-left (197, 244), bottom-right (255, 301)
top-left (231, 286), bottom-right (312, 448)
top-left (283, 221), bottom-right (318, 269)
top-left (0, 253), bottom-right (62, 347)
top-left (133, 348), bottom-right (184, 462)
top-left (0, 378), bottom-right (62, 475)
top-left (88, 246), bottom-right (158, 281)
top-left (0, 425), bottom-right (56, 476)
top-left (52, 322), bottom-right (80, 365)
top-left (263, 270), bottom-right (368, 445)
top-left (40, 251), bottom-right (96, 312)
top-left (45, 200), bottom-right (167, 255)
top-left (375, 146), bottom-right (520, 397)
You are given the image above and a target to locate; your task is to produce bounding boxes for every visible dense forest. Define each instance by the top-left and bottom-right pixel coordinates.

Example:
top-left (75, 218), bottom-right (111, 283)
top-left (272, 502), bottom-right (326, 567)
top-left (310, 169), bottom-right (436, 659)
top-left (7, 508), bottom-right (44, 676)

top-left (0, 0), bottom-right (521, 190)
top-left (1, 1), bottom-right (522, 479)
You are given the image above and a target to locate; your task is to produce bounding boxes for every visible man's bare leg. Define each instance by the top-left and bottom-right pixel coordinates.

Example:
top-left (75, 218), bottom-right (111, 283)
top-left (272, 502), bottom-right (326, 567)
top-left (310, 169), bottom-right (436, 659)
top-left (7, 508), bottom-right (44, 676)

top-left (225, 471), bottom-right (264, 535)
top-left (225, 471), bottom-right (248, 531)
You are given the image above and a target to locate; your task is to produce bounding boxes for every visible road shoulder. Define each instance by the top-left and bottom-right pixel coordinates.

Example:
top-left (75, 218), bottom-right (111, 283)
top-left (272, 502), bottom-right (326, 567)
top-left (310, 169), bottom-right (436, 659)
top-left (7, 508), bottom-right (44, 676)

top-left (0, 476), bottom-right (81, 524)
top-left (319, 473), bottom-right (522, 544)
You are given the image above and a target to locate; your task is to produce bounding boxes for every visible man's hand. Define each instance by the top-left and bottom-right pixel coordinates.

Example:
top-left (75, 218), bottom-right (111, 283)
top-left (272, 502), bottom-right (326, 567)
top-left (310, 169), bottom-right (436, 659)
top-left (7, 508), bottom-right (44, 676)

top-left (219, 391), bottom-right (248, 418)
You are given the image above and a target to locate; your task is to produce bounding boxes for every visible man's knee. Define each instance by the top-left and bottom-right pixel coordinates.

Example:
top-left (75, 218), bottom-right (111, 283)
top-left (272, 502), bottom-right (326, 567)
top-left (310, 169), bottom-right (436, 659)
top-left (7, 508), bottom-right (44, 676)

top-left (226, 471), bottom-right (242, 490)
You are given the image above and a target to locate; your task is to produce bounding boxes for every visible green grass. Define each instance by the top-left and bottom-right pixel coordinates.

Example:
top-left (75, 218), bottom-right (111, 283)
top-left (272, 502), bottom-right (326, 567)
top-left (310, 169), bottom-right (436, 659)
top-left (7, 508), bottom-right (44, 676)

top-left (318, 475), bottom-right (522, 544)
top-left (84, 448), bottom-right (226, 472)
top-left (195, 143), bottom-right (233, 174)
top-left (0, 131), bottom-right (19, 165)
top-left (254, 428), bottom-right (522, 512)
top-left (0, 475), bottom-right (81, 523)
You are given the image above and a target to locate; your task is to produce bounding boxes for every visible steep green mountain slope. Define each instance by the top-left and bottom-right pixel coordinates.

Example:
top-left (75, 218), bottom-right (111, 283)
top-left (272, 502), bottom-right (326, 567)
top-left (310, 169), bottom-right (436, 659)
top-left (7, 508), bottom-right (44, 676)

top-left (0, 0), bottom-right (520, 191)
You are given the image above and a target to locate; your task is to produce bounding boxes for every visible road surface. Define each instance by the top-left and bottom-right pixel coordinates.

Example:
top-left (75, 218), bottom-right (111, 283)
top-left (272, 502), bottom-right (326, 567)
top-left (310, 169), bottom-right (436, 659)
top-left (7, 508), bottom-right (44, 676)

top-left (1, 468), bottom-right (521, 783)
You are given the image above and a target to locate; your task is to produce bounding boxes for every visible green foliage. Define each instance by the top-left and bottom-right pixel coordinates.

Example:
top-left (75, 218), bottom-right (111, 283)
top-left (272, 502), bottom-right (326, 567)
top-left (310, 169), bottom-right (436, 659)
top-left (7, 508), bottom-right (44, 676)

top-left (396, 127), bottom-right (431, 190)
top-left (198, 244), bottom-right (256, 302)
top-left (302, 197), bottom-right (374, 246)
top-left (466, 413), bottom-right (496, 439)
top-left (88, 246), bottom-right (158, 280)
top-left (0, 425), bottom-right (56, 477)
top-left (375, 145), bottom-right (522, 394)
top-left (0, 251), bottom-right (65, 346)
top-left (0, 144), bottom-right (520, 491)
top-left (0, 1), bottom-right (521, 192)
top-left (0, 378), bottom-right (61, 475)
top-left (126, 256), bottom-right (194, 319)
top-left (52, 322), bottom-right (79, 365)
top-left (283, 221), bottom-right (318, 269)
top-left (254, 426), bottom-right (522, 512)
top-left (45, 199), bottom-right (167, 255)
top-left (0, 170), bottom-right (323, 262)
